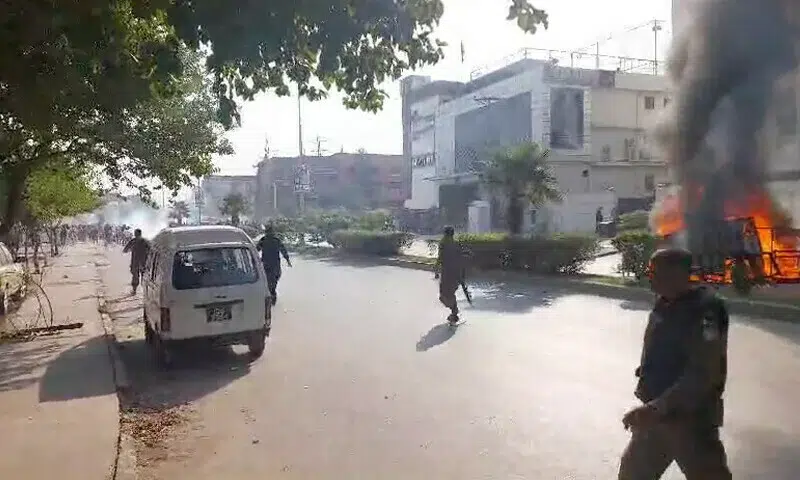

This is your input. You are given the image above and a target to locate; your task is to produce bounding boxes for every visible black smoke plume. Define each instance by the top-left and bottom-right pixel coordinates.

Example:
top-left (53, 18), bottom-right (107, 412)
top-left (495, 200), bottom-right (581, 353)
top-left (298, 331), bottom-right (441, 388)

top-left (655, 0), bottom-right (799, 255)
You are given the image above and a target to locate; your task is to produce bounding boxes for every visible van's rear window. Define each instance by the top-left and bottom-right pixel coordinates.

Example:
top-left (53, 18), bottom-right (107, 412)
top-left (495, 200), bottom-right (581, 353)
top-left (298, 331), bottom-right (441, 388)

top-left (172, 247), bottom-right (259, 290)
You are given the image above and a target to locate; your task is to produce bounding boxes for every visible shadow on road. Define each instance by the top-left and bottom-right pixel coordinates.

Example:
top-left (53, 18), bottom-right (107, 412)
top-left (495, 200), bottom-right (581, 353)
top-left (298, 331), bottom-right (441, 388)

top-left (0, 339), bottom-right (60, 393)
top-left (118, 338), bottom-right (252, 409)
top-left (39, 335), bottom-right (116, 402)
top-left (416, 323), bottom-right (458, 351)
top-left (315, 254), bottom-right (404, 270)
top-left (737, 316), bottom-right (800, 345)
top-left (619, 299), bottom-right (653, 312)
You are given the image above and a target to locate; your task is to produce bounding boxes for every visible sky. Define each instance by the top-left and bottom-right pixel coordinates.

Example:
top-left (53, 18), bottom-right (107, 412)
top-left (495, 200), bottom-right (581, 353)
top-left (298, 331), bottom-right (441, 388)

top-left (215, 0), bottom-right (674, 176)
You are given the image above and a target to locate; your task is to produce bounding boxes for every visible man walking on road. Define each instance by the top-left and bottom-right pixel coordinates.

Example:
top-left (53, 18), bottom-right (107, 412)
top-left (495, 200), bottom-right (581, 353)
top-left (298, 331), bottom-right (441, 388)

top-left (618, 248), bottom-right (731, 479)
top-left (123, 228), bottom-right (151, 294)
top-left (434, 226), bottom-right (465, 324)
top-left (256, 224), bottom-right (291, 305)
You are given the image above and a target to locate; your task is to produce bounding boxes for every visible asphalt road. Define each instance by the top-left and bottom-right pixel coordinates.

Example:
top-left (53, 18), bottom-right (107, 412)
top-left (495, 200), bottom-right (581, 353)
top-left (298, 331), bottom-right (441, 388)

top-left (102, 247), bottom-right (800, 479)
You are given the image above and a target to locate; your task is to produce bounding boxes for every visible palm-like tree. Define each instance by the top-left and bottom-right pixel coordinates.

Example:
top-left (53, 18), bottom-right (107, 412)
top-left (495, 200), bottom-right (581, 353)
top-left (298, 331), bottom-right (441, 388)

top-left (475, 142), bottom-right (562, 234)
top-left (219, 192), bottom-right (250, 226)
top-left (169, 200), bottom-right (190, 225)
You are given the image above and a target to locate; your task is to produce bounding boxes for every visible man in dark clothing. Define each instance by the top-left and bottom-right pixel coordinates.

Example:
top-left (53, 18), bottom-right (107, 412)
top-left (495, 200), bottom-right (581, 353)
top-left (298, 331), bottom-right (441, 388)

top-left (434, 226), bottom-right (465, 324)
top-left (256, 224), bottom-right (291, 305)
top-left (123, 228), bottom-right (151, 294)
top-left (618, 248), bottom-right (731, 480)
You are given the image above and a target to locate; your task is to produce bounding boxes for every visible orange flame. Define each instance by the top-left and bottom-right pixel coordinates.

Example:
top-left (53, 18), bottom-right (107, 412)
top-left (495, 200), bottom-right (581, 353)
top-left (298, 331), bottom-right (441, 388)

top-left (652, 187), bottom-right (800, 283)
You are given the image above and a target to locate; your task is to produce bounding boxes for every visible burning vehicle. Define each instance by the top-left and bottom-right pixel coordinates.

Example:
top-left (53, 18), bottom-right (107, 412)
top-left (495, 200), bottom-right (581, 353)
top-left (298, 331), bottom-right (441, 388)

top-left (652, 186), bottom-right (800, 290)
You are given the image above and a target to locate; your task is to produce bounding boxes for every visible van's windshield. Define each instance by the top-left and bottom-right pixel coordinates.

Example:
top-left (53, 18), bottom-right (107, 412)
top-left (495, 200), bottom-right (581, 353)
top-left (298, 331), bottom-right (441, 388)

top-left (172, 246), bottom-right (259, 290)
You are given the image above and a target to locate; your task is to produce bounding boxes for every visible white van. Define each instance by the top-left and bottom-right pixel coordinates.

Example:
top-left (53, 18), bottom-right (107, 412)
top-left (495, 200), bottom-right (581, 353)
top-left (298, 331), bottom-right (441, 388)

top-left (142, 225), bottom-right (271, 366)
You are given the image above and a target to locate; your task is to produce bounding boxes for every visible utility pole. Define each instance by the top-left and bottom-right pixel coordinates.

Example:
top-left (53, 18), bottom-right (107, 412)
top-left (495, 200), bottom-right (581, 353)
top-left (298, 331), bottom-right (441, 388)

top-left (652, 20), bottom-right (663, 74)
top-left (314, 135), bottom-right (326, 156)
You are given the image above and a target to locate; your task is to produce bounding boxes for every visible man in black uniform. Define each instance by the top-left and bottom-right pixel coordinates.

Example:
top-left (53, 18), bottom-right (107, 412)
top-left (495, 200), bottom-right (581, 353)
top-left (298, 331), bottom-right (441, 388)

top-left (122, 228), bottom-right (150, 295)
top-left (256, 224), bottom-right (291, 305)
top-left (618, 247), bottom-right (731, 480)
top-left (434, 226), bottom-right (465, 324)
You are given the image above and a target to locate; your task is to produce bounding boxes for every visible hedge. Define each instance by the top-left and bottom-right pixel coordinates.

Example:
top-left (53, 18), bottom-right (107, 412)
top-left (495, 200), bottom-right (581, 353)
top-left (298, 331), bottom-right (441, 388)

top-left (611, 230), bottom-right (658, 279)
top-left (453, 232), bottom-right (600, 274)
top-left (617, 210), bottom-right (650, 232)
top-left (329, 229), bottom-right (414, 256)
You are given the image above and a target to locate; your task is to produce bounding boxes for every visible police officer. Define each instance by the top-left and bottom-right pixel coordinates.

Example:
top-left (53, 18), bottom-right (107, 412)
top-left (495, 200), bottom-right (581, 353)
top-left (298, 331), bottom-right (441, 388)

top-left (618, 247), bottom-right (731, 480)
top-left (434, 226), bottom-right (464, 324)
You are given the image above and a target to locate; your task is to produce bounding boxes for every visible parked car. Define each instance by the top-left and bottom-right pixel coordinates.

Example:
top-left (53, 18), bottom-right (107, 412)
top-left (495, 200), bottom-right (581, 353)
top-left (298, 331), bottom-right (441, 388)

top-left (0, 242), bottom-right (26, 315)
top-left (142, 225), bottom-right (271, 367)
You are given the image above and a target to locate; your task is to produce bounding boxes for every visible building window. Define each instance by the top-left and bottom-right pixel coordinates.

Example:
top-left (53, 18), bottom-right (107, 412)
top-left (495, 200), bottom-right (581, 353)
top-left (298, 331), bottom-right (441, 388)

top-left (601, 145), bottom-right (611, 161)
top-left (644, 96), bottom-right (655, 110)
top-left (663, 97), bottom-right (670, 107)
top-left (645, 174), bottom-right (655, 192)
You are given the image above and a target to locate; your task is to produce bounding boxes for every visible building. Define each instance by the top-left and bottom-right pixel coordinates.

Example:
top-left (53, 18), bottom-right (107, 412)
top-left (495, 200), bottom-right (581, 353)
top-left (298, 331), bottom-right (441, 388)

top-left (254, 152), bottom-right (407, 219)
top-left (199, 175), bottom-right (257, 220)
top-left (401, 49), bottom-right (670, 234)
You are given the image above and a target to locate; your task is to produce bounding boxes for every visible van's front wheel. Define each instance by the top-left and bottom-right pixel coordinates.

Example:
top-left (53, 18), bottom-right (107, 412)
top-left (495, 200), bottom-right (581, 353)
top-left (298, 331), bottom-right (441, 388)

top-left (248, 332), bottom-right (266, 359)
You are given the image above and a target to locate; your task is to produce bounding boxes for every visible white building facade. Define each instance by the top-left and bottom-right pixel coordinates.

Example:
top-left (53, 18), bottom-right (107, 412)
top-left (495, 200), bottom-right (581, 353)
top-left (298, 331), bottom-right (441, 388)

top-left (402, 56), bottom-right (669, 234)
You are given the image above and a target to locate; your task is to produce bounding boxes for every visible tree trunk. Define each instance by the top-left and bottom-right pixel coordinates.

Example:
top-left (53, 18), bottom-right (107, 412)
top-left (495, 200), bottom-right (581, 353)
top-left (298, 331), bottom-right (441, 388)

top-left (506, 196), bottom-right (524, 235)
top-left (0, 167), bottom-right (30, 242)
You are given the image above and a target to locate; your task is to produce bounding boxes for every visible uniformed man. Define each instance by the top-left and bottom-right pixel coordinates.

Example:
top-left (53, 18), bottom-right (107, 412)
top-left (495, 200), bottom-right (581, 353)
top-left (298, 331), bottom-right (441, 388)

top-left (256, 224), bottom-right (291, 305)
top-left (434, 226), bottom-right (465, 324)
top-left (122, 228), bottom-right (151, 295)
top-left (618, 247), bottom-right (731, 480)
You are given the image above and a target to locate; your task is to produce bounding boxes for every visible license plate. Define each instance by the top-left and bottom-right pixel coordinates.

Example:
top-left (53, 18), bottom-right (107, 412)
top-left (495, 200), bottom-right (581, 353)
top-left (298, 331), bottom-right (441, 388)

top-left (206, 305), bottom-right (232, 322)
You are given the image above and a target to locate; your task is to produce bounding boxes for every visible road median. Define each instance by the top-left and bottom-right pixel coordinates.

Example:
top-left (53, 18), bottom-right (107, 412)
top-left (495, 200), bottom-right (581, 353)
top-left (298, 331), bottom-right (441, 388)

top-left (294, 245), bottom-right (800, 322)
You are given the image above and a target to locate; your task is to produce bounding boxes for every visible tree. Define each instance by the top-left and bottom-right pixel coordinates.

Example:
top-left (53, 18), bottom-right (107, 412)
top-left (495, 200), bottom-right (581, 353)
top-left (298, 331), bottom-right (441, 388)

top-left (25, 166), bottom-right (100, 226)
top-left (169, 200), bottom-right (191, 226)
top-left (475, 142), bottom-right (562, 234)
top-left (24, 164), bottom-right (100, 256)
top-left (0, 48), bottom-right (229, 236)
top-left (219, 193), bottom-right (251, 226)
top-left (0, 1), bottom-right (548, 130)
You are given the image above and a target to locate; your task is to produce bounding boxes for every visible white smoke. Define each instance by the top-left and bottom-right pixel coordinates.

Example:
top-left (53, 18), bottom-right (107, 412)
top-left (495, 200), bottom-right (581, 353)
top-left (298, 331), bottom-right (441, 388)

top-left (69, 196), bottom-right (169, 239)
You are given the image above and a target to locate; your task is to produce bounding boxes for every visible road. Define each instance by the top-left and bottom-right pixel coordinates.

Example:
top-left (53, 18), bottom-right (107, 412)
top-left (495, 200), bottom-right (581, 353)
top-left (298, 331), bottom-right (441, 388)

top-left (101, 247), bottom-right (800, 479)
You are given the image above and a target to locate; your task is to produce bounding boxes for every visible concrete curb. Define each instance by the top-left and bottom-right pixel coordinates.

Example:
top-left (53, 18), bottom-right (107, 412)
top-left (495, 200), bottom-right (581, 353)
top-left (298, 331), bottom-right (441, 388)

top-left (94, 266), bottom-right (137, 480)
top-left (300, 249), bottom-right (800, 322)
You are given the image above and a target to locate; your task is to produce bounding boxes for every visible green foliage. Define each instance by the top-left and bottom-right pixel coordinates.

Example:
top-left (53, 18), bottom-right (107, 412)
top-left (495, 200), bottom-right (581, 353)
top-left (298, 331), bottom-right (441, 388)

top-left (617, 210), bottom-right (650, 232)
top-left (611, 230), bottom-right (659, 279)
top-left (0, 48), bottom-right (227, 233)
top-left (455, 232), bottom-right (599, 274)
top-left (25, 166), bottom-right (99, 224)
top-left (354, 210), bottom-right (393, 231)
top-left (219, 192), bottom-right (250, 226)
top-left (329, 230), bottom-right (414, 256)
top-left (162, 1), bottom-right (547, 126)
top-left (474, 142), bottom-right (561, 234)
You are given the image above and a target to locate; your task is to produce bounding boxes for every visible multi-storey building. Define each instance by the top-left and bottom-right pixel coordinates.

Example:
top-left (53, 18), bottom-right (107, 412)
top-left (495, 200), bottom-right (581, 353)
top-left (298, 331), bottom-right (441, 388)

top-left (254, 152), bottom-right (407, 219)
top-left (401, 49), bottom-right (670, 233)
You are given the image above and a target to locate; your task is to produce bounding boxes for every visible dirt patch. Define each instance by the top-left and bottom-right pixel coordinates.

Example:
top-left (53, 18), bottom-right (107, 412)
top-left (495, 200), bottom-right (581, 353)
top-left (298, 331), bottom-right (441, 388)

top-left (120, 393), bottom-right (196, 474)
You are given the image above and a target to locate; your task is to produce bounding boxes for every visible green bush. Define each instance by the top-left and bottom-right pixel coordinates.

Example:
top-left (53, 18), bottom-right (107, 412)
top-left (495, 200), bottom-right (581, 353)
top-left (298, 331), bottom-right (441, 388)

top-left (329, 229), bottom-right (415, 256)
top-left (453, 232), bottom-right (599, 274)
top-left (617, 210), bottom-right (650, 232)
top-left (611, 230), bottom-right (659, 279)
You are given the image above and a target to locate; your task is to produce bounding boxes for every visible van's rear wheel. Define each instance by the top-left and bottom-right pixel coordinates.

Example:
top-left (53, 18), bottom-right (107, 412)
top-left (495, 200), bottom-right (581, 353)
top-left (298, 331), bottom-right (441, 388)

top-left (154, 336), bottom-right (173, 369)
top-left (248, 332), bottom-right (266, 359)
top-left (143, 310), bottom-right (155, 344)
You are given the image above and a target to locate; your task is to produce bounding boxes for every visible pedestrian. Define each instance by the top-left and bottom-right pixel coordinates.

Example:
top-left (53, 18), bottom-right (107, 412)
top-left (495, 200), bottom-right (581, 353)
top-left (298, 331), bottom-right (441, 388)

top-left (255, 223), bottom-right (291, 305)
top-left (122, 228), bottom-right (151, 295)
top-left (618, 247), bottom-right (731, 480)
top-left (434, 226), bottom-right (465, 324)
